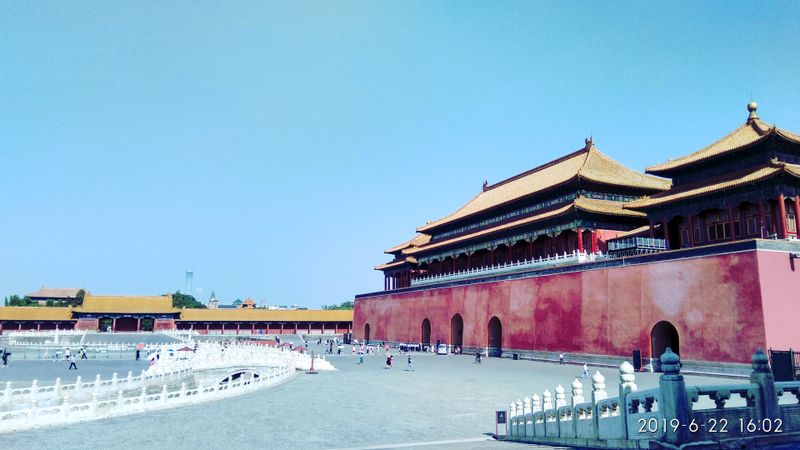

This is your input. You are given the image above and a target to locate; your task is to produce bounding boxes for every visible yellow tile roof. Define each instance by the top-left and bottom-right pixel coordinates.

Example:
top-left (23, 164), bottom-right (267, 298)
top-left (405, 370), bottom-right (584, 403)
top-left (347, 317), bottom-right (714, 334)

top-left (78, 295), bottom-right (175, 314)
top-left (0, 307), bottom-right (73, 321)
top-left (417, 143), bottom-right (669, 233)
top-left (627, 161), bottom-right (800, 210)
top-left (647, 115), bottom-right (800, 175)
top-left (177, 309), bottom-right (353, 322)
top-left (404, 196), bottom-right (646, 256)
top-left (374, 257), bottom-right (417, 271)
top-left (384, 234), bottom-right (431, 254)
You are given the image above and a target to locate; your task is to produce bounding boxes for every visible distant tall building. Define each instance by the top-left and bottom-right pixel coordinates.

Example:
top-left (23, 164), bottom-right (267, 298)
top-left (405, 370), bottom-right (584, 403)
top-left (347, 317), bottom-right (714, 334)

top-left (185, 271), bottom-right (193, 297)
top-left (207, 291), bottom-right (219, 310)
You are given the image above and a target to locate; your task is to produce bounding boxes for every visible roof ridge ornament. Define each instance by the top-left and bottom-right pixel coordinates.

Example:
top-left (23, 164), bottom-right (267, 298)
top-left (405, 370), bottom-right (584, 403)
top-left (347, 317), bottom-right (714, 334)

top-left (747, 101), bottom-right (758, 122)
top-left (584, 137), bottom-right (593, 149)
top-left (482, 180), bottom-right (489, 191)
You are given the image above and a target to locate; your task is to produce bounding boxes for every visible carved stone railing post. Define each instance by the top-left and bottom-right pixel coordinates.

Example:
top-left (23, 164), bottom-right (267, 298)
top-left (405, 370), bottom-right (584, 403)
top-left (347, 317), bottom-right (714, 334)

top-left (509, 401), bottom-right (517, 437)
top-left (659, 348), bottom-right (689, 445)
top-left (127, 371), bottom-right (133, 387)
top-left (30, 379), bottom-right (38, 403)
top-left (555, 384), bottom-right (566, 408)
top-left (523, 396), bottom-right (533, 436)
top-left (93, 374), bottom-right (102, 396)
top-left (532, 393), bottom-right (541, 413)
top-left (74, 376), bottom-right (82, 397)
top-left (139, 386), bottom-right (147, 410)
top-left (62, 396), bottom-right (70, 420)
top-left (591, 371), bottom-right (606, 439)
top-left (571, 378), bottom-right (584, 406)
top-left (618, 361), bottom-right (637, 438)
top-left (54, 378), bottom-right (62, 398)
top-left (543, 389), bottom-right (553, 411)
top-left (117, 389), bottom-right (124, 413)
top-left (750, 348), bottom-right (779, 421)
top-left (160, 384), bottom-right (168, 404)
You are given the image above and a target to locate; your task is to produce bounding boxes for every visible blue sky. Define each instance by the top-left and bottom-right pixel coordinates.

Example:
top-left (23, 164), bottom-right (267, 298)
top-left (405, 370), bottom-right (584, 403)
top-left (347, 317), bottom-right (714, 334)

top-left (1, 2), bottom-right (798, 307)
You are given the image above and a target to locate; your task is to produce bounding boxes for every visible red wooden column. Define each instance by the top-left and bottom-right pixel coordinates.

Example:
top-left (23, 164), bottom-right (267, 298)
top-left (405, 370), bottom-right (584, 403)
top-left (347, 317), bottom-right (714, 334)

top-left (507, 245), bottom-right (512, 262)
top-left (758, 200), bottom-right (766, 237)
top-left (727, 204), bottom-right (736, 242)
top-left (18, 323), bottom-right (22, 331)
top-left (37, 323), bottom-right (41, 331)
top-left (308, 323), bottom-right (312, 334)
top-left (206, 323), bottom-right (210, 333)
top-left (137, 318), bottom-right (141, 332)
top-left (794, 195), bottom-right (800, 236)
top-left (590, 230), bottom-right (598, 253)
top-left (576, 227), bottom-right (584, 253)
top-left (687, 215), bottom-right (695, 247)
top-left (490, 249), bottom-right (495, 265)
top-left (221, 323), bottom-right (225, 334)
top-left (662, 219), bottom-right (670, 248)
top-left (649, 220), bottom-right (655, 238)
top-left (251, 323), bottom-right (255, 334)
top-left (112, 318), bottom-right (117, 332)
top-left (293, 323), bottom-right (298, 334)
top-left (466, 253), bottom-right (471, 269)
top-left (778, 194), bottom-right (788, 238)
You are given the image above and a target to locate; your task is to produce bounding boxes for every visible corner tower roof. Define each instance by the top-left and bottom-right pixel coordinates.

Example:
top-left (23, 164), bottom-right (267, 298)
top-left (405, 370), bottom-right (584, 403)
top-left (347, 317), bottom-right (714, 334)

top-left (646, 103), bottom-right (800, 177)
top-left (416, 141), bottom-right (670, 234)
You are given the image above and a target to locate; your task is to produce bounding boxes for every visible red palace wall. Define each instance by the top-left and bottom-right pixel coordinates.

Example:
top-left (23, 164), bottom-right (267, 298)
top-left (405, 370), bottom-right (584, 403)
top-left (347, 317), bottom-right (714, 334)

top-left (354, 249), bottom-right (799, 364)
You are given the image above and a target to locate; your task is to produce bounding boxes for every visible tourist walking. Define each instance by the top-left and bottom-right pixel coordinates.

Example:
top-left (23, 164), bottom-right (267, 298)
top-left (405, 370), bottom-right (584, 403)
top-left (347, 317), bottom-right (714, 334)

top-left (406, 355), bottom-right (414, 371)
top-left (80, 347), bottom-right (87, 359)
top-left (135, 349), bottom-right (141, 361)
top-left (64, 347), bottom-right (71, 360)
top-left (559, 352), bottom-right (565, 365)
top-left (358, 348), bottom-right (364, 364)
top-left (475, 350), bottom-right (482, 364)
top-left (582, 363), bottom-right (589, 379)
top-left (68, 354), bottom-right (77, 370)
top-left (1, 349), bottom-right (9, 367)
top-left (386, 354), bottom-right (393, 369)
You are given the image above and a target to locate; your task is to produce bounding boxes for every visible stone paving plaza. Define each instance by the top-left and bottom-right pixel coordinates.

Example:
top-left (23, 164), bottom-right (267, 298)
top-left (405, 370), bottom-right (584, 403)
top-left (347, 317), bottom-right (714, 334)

top-left (1, 341), bottom-right (749, 450)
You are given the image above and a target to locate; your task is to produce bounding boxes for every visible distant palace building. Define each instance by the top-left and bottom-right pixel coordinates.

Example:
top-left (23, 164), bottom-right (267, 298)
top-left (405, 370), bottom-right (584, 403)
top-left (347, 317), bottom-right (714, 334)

top-left (25, 287), bottom-right (84, 306)
top-left (354, 103), bottom-right (799, 369)
top-left (0, 293), bottom-right (352, 335)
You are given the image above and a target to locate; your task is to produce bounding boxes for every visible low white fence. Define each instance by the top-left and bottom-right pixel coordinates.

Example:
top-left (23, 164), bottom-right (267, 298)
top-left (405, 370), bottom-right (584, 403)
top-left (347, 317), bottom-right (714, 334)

top-left (0, 364), bottom-right (295, 433)
top-left (506, 348), bottom-right (800, 448)
top-left (412, 251), bottom-right (605, 287)
top-left (1, 367), bottom-right (192, 408)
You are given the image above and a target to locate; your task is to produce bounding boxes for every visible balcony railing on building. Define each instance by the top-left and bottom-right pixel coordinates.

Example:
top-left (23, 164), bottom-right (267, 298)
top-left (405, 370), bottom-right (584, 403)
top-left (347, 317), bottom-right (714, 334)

top-left (411, 251), bottom-right (606, 287)
top-left (606, 237), bottom-right (667, 257)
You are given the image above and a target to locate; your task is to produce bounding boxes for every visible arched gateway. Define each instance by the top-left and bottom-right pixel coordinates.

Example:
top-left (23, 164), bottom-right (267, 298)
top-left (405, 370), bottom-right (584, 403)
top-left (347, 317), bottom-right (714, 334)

top-left (364, 323), bottom-right (371, 343)
top-left (651, 321), bottom-right (679, 371)
top-left (450, 314), bottom-right (463, 349)
top-left (421, 318), bottom-right (431, 346)
top-left (487, 316), bottom-right (502, 357)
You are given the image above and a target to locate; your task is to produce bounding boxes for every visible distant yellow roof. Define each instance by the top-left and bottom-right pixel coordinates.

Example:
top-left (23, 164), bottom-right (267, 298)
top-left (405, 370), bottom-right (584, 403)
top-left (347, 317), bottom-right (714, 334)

top-left (178, 309), bottom-right (353, 322)
top-left (418, 143), bottom-right (669, 233)
top-left (0, 307), bottom-right (73, 321)
top-left (628, 161), bottom-right (800, 210)
top-left (647, 109), bottom-right (800, 176)
top-left (78, 295), bottom-right (175, 314)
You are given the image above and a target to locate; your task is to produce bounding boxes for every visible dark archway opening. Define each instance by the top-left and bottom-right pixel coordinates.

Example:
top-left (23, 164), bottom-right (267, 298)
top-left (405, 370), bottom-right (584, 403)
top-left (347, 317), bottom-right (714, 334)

top-left (140, 317), bottom-right (154, 332)
top-left (450, 314), bottom-right (463, 349)
top-left (115, 317), bottom-right (138, 332)
top-left (487, 316), bottom-right (502, 357)
top-left (421, 318), bottom-right (431, 346)
top-left (364, 323), bottom-right (371, 343)
top-left (99, 317), bottom-right (113, 332)
top-left (651, 321), bottom-right (679, 371)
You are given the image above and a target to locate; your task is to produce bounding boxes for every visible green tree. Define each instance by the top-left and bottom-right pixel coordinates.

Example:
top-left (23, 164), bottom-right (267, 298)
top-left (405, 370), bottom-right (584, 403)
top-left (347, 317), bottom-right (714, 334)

top-left (7, 295), bottom-right (38, 307)
top-left (75, 289), bottom-right (85, 307)
top-left (172, 291), bottom-right (207, 309)
top-left (322, 301), bottom-right (354, 310)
